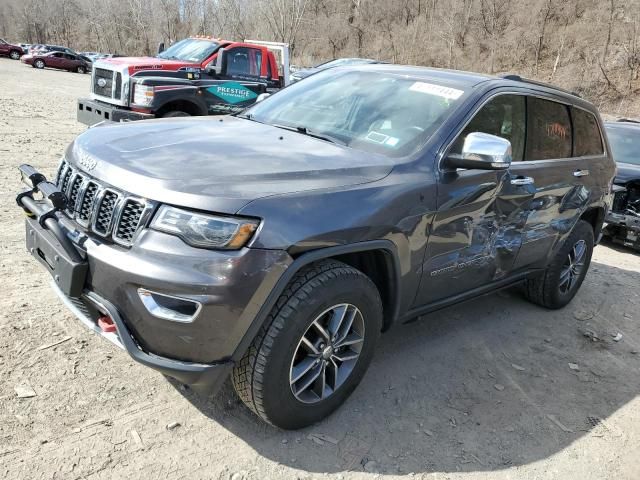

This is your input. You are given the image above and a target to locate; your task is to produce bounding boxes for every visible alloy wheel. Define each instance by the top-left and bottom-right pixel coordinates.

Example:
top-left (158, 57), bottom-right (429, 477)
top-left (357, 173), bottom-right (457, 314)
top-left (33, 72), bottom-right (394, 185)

top-left (289, 303), bottom-right (365, 404)
top-left (10, 51), bottom-right (20, 60)
top-left (559, 239), bottom-right (587, 294)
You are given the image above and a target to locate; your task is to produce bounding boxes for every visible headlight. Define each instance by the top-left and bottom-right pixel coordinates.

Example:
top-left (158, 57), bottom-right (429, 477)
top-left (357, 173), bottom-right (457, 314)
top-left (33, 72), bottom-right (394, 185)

top-left (133, 83), bottom-right (154, 106)
top-left (150, 205), bottom-right (259, 249)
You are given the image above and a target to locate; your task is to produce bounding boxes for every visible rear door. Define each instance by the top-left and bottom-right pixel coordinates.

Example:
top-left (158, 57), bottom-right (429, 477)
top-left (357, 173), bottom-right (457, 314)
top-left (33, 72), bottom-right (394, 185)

top-left (508, 96), bottom-right (604, 269)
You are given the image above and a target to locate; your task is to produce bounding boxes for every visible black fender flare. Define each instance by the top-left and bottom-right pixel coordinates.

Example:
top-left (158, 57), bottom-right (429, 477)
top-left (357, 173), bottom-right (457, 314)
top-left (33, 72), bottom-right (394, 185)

top-left (230, 239), bottom-right (402, 362)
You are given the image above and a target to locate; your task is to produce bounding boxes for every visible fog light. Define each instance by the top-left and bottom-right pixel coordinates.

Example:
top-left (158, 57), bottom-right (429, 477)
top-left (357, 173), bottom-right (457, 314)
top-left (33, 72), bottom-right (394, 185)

top-left (137, 289), bottom-right (201, 323)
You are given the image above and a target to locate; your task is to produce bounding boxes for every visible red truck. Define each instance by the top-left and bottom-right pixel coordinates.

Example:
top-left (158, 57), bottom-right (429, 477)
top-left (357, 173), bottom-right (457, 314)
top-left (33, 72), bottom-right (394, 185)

top-left (77, 36), bottom-right (290, 125)
top-left (0, 38), bottom-right (24, 60)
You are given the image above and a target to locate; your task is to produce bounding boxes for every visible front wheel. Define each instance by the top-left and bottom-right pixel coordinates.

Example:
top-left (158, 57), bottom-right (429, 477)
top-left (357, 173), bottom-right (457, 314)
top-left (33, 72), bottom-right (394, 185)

top-left (34, 59), bottom-right (45, 69)
top-left (76, 65), bottom-right (86, 74)
top-left (9, 50), bottom-right (21, 60)
top-left (161, 111), bottom-right (190, 118)
top-left (524, 220), bottom-right (594, 309)
top-left (232, 260), bottom-right (382, 429)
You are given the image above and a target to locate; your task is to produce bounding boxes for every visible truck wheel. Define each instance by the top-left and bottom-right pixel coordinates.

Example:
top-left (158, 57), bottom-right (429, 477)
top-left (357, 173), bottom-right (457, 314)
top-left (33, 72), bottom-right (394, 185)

top-left (161, 111), bottom-right (190, 118)
top-left (524, 220), bottom-right (594, 309)
top-left (10, 50), bottom-right (21, 60)
top-left (34, 59), bottom-right (45, 69)
top-left (232, 259), bottom-right (382, 429)
top-left (76, 66), bottom-right (86, 74)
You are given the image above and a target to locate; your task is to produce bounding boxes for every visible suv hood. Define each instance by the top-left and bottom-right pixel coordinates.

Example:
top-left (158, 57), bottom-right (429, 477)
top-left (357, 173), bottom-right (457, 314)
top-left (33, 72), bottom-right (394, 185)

top-left (615, 162), bottom-right (640, 184)
top-left (68, 116), bottom-right (394, 213)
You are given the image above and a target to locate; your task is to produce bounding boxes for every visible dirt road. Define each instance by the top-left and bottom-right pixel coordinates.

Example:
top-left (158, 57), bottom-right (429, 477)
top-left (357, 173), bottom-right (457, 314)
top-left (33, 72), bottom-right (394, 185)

top-left (1, 57), bottom-right (639, 480)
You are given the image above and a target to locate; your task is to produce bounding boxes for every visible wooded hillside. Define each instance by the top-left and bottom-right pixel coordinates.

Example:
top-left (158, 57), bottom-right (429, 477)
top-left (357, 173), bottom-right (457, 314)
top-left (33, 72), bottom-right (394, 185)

top-left (1, 0), bottom-right (639, 116)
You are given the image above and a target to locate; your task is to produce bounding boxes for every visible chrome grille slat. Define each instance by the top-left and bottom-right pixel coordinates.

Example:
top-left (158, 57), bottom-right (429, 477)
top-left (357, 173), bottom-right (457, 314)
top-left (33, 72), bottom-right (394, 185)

top-left (55, 159), bottom-right (149, 246)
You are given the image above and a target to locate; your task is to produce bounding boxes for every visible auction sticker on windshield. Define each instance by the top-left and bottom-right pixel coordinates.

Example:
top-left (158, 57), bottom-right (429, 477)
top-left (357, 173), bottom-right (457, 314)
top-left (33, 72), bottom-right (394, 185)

top-left (409, 82), bottom-right (463, 100)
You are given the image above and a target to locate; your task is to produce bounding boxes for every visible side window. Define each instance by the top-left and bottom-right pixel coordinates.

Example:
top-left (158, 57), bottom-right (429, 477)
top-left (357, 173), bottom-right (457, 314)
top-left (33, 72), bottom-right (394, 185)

top-left (450, 95), bottom-right (526, 161)
top-left (571, 107), bottom-right (604, 156)
top-left (52, 52), bottom-right (63, 58)
top-left (525, 97), bottom-right (572, 160)
top-left (64, 54), bottom-right (76, 60)
top-left (226, 47), bottom-right (261, 77)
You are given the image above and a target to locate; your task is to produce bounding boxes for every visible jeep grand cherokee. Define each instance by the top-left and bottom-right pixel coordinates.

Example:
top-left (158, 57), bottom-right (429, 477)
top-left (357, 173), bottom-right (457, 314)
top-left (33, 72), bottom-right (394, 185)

top-left (17, 65), bottom-right (615, 429)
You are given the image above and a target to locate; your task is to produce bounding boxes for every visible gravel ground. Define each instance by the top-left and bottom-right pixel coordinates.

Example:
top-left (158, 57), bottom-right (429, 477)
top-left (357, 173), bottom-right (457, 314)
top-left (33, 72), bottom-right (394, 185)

top-left (1, 57), bottom-right (639, 480)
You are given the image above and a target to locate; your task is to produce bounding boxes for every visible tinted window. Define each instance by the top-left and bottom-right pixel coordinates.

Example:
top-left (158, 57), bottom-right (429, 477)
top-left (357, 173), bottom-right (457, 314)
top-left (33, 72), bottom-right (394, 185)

top-left (227, 48), bottom-right (261, 77)
top-left (526, 98), bottom-right (572, 160)
top-left (606, 125), bottom-right (640, 165)
top-left (450, 95), bottom-right (526, 161)
top-left (572, 108), bottom-right (603, 156)
top-left (64, 54), bottom-right (76, 60)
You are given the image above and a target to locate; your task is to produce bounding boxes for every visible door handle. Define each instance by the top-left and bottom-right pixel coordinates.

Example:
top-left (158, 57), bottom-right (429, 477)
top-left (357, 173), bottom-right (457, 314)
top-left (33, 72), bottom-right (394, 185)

top-left (510, 176), bottom-right (534, 186)
top-left (573, 169), bottom-right (590, 177)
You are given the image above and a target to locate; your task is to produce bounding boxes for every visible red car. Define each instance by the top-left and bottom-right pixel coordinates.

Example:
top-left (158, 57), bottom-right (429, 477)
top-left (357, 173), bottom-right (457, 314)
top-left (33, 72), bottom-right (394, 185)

top-left (0, 38), bottom-right (24, 60)
top-left (22, 51), bottom-right (91, 73)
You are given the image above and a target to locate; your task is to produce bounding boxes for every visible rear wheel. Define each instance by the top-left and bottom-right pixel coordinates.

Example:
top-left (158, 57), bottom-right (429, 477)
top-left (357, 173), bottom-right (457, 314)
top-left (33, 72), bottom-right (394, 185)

top-left (34, 59), bottom-right (45, 69)
top-left (9, 50), bottom-right (21, 60)
top-left (232, 260), bottom-right (382, 429)
top-left (161, 111), bottom-right (190, 118)
top-left (524, 220), bottom-right (594, 309)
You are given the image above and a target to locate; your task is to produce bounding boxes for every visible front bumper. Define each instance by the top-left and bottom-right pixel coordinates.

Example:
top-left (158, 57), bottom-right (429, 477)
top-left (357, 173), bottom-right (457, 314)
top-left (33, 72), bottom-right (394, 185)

top-left (77, 98), bottom-right (154, 126)
top-left (603, 211), bottom-right (640, 250)
top-left (51, 280), bottom-right (233, 394)
top-left (17, 167), bottom-right (293, 392)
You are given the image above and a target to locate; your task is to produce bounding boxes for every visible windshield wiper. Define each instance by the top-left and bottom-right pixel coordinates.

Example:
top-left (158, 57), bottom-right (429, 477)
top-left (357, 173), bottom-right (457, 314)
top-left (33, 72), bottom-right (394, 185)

top-left (274, 124), bottom-right (346, 146)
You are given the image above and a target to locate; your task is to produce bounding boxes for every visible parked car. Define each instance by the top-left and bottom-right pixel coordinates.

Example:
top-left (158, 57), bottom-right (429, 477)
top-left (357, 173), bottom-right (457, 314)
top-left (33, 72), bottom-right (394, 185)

top-left (22, 50), bottom-right (91, 73)
top-left (0, 38), bottom-right (24, 60)
top-left (19, 43), bottom-right (31, 52)
top-left (16, 66), bottom-right (614, 429)
top-left (602, 120), bottom-right (640, 251)
top-left (289, 57), bottom-right (386, 83)
top-left (29, 44), bottom-right (78, 56)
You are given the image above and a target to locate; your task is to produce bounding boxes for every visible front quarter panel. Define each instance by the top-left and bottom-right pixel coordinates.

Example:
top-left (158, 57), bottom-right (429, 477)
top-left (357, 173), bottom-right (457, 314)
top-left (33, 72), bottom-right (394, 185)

top-left (238, 163), bottom-right (438, 316)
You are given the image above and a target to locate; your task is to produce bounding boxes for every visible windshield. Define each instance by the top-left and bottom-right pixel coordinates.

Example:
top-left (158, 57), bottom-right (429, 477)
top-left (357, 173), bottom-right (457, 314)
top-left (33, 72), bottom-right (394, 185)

top-left (606, 126), bottom-right (640, 165)
top-left (157, 38), bottom-right (219, 63)
top-left (243, 69), bottom-right (465, 158)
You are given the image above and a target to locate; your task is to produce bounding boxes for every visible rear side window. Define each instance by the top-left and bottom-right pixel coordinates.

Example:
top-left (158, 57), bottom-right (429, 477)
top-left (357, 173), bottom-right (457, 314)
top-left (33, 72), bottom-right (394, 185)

top-left (572, 108), bottom-right (604, 156)
top-left (525, 97), bottom-right (572, 160)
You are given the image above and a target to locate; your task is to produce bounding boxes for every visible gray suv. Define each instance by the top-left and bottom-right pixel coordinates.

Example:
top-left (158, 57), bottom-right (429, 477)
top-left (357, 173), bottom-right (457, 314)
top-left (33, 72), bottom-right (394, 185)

top-left (17, 65), bottom-right (615, 429)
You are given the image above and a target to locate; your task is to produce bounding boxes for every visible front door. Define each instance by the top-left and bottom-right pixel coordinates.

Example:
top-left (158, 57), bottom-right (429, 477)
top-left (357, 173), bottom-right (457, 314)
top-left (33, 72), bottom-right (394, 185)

top-left (414, 93), bottom-right (535, 306)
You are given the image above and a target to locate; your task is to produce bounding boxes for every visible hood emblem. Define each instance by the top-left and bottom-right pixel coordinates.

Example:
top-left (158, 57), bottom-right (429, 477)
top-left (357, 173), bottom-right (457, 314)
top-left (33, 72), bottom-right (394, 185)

top-left (97, 78), bottom-right (107, 87)
top-left (77, 151), bottom-right (98, 171)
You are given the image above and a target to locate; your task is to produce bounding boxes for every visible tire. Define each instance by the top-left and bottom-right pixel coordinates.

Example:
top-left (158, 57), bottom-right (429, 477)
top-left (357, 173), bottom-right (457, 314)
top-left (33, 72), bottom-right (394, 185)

top-left (161, 111), bottom-right (190, 118)
top-left (9, 50), bottom-right (21, 60)
top-left (524, 220), bottom-right (594, 309)
top-left (232, 259), bottom-right (383, 429)
top-left (76, 65), bottom-right (86, 74)
top-left (34, 59), bottom-right (45, 69)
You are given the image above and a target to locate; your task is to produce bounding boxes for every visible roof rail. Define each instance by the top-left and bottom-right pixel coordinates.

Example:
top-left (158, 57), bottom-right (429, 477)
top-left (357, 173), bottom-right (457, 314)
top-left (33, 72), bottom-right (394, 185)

top-left (499, 73), bottom-right (581, 98)
top-left (616, 118), bottom-right (640, 123)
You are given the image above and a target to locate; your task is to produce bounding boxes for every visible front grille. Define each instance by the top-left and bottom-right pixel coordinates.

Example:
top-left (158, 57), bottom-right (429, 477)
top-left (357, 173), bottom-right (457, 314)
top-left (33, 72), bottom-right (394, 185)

top-left (114, 73), bottom-right (122, 100)
top-left (78, 182), bottom-right (98, 223)
top-left (94, 68), bottom-right (114, 97)
top-left (94, 191), bottom-right (119, 235)
top-left (68, 174), bottom-right (83, 212)
top-left (115, 199), bottom-right (145, 243)
top-left (55, 159), bottom-right (149, 246)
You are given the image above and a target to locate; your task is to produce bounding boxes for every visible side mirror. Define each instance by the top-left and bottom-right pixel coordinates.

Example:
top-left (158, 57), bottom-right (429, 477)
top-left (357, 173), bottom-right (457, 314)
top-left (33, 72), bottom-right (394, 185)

top-left (157, 42), bottom-right (165, 54)
top-left (445, 132), bottom-right (512, 170)
top-left (255, 93), bottom-right (271, 103)
top-left (206, 48), bottom-right (226, 75)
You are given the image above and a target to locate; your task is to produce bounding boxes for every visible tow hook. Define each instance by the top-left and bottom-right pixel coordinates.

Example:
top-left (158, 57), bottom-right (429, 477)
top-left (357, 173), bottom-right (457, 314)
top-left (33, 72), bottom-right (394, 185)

top-left (98, 315), bottom-right (117, 333)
